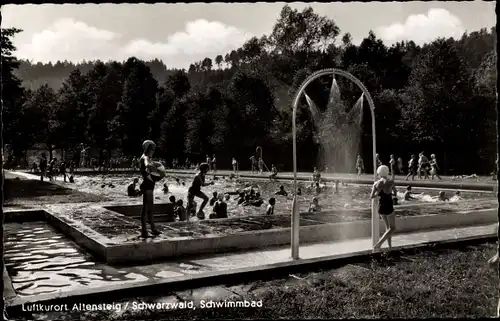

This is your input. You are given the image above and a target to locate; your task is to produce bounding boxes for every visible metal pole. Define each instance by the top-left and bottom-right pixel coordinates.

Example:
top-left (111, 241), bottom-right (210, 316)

top-left (291, 68), bottom-right (377, 259)
top-left (371, 111), bottom-right (379, 247)
top-left (291, 104), bottom-right (299, 259)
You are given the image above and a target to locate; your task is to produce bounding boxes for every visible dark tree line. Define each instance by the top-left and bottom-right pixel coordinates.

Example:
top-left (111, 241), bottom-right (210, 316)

top-left (3, 5), bottom-right (497, 174)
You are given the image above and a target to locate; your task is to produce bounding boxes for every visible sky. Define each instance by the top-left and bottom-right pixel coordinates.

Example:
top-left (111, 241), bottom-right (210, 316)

top-left (2, 2), bottom-right (496, 70)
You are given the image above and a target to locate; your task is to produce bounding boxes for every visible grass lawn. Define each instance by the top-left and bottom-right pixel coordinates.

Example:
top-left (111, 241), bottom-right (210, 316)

top-left (14, 242), bottom-right (499, 320)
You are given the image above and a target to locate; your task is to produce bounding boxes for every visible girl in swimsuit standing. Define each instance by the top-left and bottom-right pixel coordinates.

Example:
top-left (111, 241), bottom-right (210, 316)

top-left (429, 154), bottom-right (442, 180)
top-left (371, 165), bottom-right (397, 250)
top-left (389, 154), bottom-right (397, 176)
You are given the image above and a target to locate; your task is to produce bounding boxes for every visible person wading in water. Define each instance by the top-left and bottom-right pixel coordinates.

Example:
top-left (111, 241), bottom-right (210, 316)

top-left (372, 165), bottom-right (397, 250)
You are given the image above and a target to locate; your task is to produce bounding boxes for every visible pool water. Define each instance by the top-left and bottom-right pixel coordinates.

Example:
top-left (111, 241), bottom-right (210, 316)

top-left (4, 222), bottom-right (148, 296)
top-left (72, 174), bottom-right (494, 218)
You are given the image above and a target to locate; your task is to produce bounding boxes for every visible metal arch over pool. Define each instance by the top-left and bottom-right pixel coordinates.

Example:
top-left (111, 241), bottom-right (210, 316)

top-left (290, 68), bottom-right (379, 259)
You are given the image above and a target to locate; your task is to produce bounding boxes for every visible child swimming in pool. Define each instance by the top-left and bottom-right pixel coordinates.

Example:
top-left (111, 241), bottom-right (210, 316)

top-left (436, 191), bottom-right (449, 202)
top-left (315, 182), bottom-right (322, 194)
top-left (450, 191), bottom-right (463, 202)
top-left (127, 178), bottom-right (141, 197)
top-left (212, 193), bottom-right (228, 219)
top-left (275, 185), bottom-right (288, 196)
top-left (266, 198), bottom-right (276, 215)
top-left (209, 191), bottom-right (218, 206)
top-left (252, 192), bottom-right (264, 207)
top-left (308, 197), bottom-right (321, 212)
top-left (403, 186), bottom-right (415, 201)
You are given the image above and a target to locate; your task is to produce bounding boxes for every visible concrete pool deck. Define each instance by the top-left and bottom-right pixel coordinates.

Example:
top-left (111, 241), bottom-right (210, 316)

top-left (5, 222), bottom-right (497, 310)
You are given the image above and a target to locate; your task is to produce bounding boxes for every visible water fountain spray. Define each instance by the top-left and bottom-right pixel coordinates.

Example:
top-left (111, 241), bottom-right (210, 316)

top-left (291, 68), bottom-right (378, 259)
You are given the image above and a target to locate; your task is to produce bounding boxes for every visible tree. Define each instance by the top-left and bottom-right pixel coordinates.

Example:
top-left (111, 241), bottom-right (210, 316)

top-left (24, 85), bottom-right (58, 158)
top-left (201, 57), bottom-right (213, 72)
top-left (165, 70), bottom-right (191, 98)
top-left (471, 50), bottom-right (496, 166)
top-left (215, 55), bottom-right (223, 69)
top-left (2, 28), bottom-right (26, 157)
top-left (55, 69), bottom-right (89, 151)
top-left (116, 57), bottom-right (158, 155)
top-left (400, 38), bottom-right (473, 172)
top-left (85, 62), bottom-right (119, 160)
top-left (149, 86), bottom-right (175, 144)
top-left (224, 71), bottom-right (277, 159)
top-left (241, 37), bottom-right (264, 63)
top-left (158, 98), bottom-right (188, 162)
top-left (269, 5), bottom-right (340, 54)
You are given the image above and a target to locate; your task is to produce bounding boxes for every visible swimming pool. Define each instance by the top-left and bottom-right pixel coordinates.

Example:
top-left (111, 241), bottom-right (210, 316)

top-left (69, 174), bottom-right (495, 218)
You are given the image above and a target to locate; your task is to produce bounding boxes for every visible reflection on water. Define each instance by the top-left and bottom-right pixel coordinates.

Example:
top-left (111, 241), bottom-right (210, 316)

top-left (74, 174), bottom-right (493, 217)
top-left (4, 222), bottom-right (148, 297)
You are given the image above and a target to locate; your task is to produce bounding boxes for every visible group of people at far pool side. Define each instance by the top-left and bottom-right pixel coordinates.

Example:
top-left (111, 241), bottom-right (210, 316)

top-left (356, 152), bottom-right (481, 181)
top-left (35, 154), bottom-right (77, 183)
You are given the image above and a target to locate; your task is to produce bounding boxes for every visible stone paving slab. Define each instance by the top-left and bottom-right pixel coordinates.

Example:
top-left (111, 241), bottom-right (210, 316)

top-left (185, 223), bottom-right (497, 271)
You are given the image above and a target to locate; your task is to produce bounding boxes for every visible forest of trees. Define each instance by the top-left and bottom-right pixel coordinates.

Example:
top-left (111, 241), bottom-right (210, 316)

top-left (2, 5), bottom-right (497, 174)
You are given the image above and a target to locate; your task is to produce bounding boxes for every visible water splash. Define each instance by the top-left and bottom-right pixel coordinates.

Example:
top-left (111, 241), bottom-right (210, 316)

top-left (304, 92), bottom-right (321, 122)
top-left (327, 76), bottom-right (341, 111)
top-left (305, 83), bottom-right (364, 173)
top-left (350, 92), bottom-right (364, 126)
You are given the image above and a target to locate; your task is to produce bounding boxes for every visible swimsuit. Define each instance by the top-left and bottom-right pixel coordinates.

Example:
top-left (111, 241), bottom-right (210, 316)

top-left (378, 190), bottom-right (394, 215)
top-left (140, 156), bottom-right (155, 191)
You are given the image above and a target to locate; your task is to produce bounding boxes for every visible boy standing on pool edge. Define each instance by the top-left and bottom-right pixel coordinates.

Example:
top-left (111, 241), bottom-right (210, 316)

top-left (187, 163), bottom-right (214, 219)
top-left (139, 140), bottom-right (161, 238)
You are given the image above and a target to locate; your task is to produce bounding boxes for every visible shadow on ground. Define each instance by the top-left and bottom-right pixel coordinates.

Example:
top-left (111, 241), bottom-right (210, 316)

top-left (3, 172), bottom-right (109, 207)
